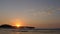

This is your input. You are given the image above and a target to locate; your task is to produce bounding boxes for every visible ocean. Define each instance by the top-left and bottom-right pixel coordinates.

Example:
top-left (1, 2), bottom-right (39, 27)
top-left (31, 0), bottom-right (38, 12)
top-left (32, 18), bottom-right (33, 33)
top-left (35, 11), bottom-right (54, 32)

top-left (0, 29), bottom-right (60, 34)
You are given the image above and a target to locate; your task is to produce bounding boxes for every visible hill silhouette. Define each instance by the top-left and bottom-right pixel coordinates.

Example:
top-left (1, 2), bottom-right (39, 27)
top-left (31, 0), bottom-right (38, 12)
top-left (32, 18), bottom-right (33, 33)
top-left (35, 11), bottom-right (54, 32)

top-left (0, 24), bottom-right (35, 29)
top-left (0, 24), bottom-right (16, 29)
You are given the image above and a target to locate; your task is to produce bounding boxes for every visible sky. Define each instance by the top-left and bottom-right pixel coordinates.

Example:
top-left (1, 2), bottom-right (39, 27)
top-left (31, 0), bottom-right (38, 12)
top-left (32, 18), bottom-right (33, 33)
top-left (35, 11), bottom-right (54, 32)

top-left (0, 0), bottom-right (60, 28)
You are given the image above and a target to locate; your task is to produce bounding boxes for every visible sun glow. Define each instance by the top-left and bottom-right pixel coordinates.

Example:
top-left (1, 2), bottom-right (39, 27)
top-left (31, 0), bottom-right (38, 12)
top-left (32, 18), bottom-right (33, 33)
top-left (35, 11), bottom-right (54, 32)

top-left (15, 19), bottom-right (22, 27)
top-left (11, 18), bottom-right (23, 27)
top-left (16, 24), bottom-right (20, 27)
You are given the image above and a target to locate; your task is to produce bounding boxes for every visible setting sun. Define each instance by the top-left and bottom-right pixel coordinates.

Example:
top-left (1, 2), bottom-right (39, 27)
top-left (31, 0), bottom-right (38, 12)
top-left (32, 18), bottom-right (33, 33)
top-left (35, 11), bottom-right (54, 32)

top-left (11, 18), bottom-right (23, 27)
top-left (16, 24), bottom-right (20, 27)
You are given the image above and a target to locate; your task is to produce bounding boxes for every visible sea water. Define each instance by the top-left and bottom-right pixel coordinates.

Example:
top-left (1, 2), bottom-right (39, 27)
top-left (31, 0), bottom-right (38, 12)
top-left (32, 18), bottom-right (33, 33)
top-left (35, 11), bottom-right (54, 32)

top-left (0, 29), bottom-right (60, 34)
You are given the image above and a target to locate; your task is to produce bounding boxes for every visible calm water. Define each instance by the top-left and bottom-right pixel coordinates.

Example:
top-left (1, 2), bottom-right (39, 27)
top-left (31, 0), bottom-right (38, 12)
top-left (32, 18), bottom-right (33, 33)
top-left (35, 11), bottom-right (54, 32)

top-left (0, 29), bottom-right (60, 34)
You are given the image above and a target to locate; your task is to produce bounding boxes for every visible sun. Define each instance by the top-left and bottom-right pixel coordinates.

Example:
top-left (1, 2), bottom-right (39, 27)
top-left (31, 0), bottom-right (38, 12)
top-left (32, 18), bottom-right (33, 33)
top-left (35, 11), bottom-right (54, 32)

top-left (16, 24), bottom-right (20, 27)
top-left (11, 18), bottom-right (24, 28)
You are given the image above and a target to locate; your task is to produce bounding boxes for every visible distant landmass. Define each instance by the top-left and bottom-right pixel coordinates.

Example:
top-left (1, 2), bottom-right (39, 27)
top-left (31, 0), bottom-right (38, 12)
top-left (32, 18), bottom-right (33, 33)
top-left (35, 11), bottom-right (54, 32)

top-left (0, 24), bottom-right (60, 30)
top-left (0, 24), bottom-right (35, 29)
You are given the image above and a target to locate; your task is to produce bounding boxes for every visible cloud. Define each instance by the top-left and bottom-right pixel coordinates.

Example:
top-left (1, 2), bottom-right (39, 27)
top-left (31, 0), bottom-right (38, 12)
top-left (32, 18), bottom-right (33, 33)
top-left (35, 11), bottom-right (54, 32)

top-left (56, 8), bottom-right (60, 11)
top-left (30, 9), bottom-right (55, 17)
top-left (22, 8), bottom-right (58, 18)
